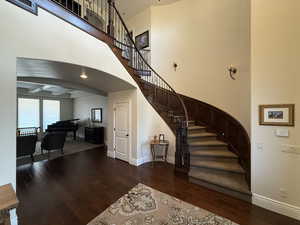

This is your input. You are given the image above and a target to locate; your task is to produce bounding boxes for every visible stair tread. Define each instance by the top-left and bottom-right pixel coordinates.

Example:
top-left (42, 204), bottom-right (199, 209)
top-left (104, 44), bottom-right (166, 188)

top-left (188, 132), bottom-right (217, 138)
top-left (189, 140), bottom-right (227, 147)
top-left (190, 160), bottom-right (245, 173)
top-left (190, 149), bottom-right (238, 158)
top-left (188, 126), bottom-right (206, 130)
top-left (189, 168), bottom-right (251, 195)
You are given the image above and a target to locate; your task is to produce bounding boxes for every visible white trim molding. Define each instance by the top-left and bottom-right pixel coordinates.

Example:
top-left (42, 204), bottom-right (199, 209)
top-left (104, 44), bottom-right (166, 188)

top-left (253, 193), bottom-right (300, 220)
top-left (130, 154), bottom-right (175, 167)
top-left (107, 150), bottom-right (115, 158)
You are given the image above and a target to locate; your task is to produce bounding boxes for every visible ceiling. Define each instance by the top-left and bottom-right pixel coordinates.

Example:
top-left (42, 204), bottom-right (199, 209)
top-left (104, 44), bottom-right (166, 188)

top-left (115, 0), bottom-right (180, 19)
top-left (17, 81), bottom-right (75, 97)
top-left (17, 58), bottom-right (135, 97)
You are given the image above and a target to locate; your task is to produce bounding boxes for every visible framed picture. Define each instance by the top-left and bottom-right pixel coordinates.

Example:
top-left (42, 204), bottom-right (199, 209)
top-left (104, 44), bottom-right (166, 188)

top-left (91, 108), bottom-right (103, 123)
top-left (135, 31), bottom-right (149, 50)
top-left (259, 104), bottom-right (295, 126)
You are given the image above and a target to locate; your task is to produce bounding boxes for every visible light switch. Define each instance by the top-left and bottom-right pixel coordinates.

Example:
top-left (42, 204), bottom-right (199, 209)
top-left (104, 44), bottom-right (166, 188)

top-left (275, 129), bottom-right (289, 137)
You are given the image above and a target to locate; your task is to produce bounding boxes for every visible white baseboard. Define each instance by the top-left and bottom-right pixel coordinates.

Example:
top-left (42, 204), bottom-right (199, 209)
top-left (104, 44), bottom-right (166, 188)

top-left (253, 193), bottom-right (300, 220)
top-left (167, 155), bottom-right (175, 164)
top-left (130, 155), bottom-right (175, 167)
top-left (129, 156), bottom-right (151, 166)
top-left (107, 150), bottom-right (115, 158)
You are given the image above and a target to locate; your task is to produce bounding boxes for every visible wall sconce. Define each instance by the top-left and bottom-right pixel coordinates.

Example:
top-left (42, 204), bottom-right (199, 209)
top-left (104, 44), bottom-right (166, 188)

top-left (173, 63), bottom-right (178, 71)
top-left (228, 65), bottom-right (237, 80)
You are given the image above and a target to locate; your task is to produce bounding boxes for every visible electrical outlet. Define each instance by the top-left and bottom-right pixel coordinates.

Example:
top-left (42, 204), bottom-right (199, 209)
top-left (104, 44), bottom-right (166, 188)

top-left (256, 143), bottom-right (264, 151)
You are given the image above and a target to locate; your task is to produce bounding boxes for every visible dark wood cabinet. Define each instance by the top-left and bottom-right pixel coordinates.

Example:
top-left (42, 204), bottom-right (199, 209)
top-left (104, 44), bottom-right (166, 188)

top-left (84, 127), bottom-right (104, 144)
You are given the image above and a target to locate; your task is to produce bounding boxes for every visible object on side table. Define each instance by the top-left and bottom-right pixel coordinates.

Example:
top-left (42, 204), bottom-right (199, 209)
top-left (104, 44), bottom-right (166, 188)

top-left (150, 139), bottom-right (169, 166)
top-left (0, 184), bottom-right (19, 225)
top-left (85, 127), bottom-right (104, 144)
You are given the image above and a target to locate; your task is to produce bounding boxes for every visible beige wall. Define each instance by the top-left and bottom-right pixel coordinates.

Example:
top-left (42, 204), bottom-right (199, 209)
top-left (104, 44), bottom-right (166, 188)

top-left (251, 0), bottom-right (300, 219)
top-left (127, 7), bottom-right (151, 45)
top-left (150, 0), bottom-right (251, 133)
top-left (73, 94), bottom-right (107, 139)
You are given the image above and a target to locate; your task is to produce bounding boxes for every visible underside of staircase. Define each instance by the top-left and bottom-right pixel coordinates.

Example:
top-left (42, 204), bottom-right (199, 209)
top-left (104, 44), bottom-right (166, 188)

top-left (15, 0), bottom-right (252, 202)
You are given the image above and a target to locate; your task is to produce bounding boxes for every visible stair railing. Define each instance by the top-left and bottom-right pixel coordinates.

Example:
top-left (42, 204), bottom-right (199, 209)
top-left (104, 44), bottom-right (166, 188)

top-left (44, 0), bottom-right (190, 171)
top-left (108, 1), bottom-right (190, 171)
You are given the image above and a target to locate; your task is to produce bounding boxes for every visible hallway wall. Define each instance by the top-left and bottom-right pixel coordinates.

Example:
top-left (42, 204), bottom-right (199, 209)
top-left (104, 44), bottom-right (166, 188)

top-left (251, 0), bottom-right (300, 219)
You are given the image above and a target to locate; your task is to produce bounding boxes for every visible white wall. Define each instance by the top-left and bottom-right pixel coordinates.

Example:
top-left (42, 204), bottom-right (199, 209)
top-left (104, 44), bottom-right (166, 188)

top-left (73, 94), bottom-right (107, 139)
top-left (127, 7), bottom-right (151, 48)
top-left (0, 0), bottom-right (173, 197)
top-left (107, 89), bottom-right (175, 165)
top-left (150, 0), bottom-right (251, 133)
top-left (107, 89), bottom-right (138, 162)
top-left (251, 0), bottom-right (300, 219)
top-left (137, 91), bottom-right (176, 164)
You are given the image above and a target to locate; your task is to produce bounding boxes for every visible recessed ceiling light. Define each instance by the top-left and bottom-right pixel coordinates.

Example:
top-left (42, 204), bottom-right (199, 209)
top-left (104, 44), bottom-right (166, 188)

top-left (80, 74), bottom-right (88, 79)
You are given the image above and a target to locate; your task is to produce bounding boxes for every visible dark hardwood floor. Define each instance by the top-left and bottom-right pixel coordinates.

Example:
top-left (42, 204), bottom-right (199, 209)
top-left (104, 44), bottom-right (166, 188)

top-left (17, 147), bottom-right (299, 225)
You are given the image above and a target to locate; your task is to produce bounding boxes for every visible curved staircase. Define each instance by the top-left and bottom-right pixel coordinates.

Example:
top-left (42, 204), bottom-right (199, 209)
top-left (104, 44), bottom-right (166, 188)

top-left (15, 0), bottom-right (252, 202)
top-left (187, 122), bottom-right (251, 201)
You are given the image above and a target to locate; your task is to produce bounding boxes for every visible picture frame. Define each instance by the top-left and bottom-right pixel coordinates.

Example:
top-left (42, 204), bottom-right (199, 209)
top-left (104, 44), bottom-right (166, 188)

top-left (259, 104), bottom-right (295, 126)
top-left (135, 31), bottom-right (149, 50)
top-left (91, 108), bottom-right (103, 123)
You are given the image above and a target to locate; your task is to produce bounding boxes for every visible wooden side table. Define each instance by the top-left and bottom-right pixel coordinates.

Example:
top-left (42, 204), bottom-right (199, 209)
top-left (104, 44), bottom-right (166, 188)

top-left (150, 140), bottom-right (169, 165)
top-left (0, 184), bottom-right (19, 225)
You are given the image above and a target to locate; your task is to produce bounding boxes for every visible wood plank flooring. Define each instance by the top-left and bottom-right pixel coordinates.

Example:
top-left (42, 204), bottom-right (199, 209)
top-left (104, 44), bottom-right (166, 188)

top-left (16, 147), bottom-right (299, 225)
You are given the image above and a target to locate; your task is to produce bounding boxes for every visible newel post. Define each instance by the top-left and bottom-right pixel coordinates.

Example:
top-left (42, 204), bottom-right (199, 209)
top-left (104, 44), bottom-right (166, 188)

top-left (175, 124), bottom-right (189, 174)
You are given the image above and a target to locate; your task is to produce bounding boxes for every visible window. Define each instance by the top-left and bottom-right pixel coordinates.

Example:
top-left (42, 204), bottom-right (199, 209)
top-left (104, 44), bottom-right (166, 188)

top-left (18, 98), bottom-right (40, 128)
top-left (43, 100), bottom-right (60, 131)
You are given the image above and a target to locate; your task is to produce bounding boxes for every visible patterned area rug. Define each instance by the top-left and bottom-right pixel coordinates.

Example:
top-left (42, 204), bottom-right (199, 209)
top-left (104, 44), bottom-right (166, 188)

top-left (88, 183), bottom-right (238, 225)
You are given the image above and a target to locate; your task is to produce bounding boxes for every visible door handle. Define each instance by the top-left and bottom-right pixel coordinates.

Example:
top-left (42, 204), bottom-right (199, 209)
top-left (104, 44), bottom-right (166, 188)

top-left (126, 134), bottom-right (129, 137)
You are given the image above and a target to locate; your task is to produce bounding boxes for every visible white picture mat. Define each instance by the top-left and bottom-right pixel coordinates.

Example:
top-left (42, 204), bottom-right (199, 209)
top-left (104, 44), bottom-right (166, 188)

top-left (264, 107), bottom-right (289, 123)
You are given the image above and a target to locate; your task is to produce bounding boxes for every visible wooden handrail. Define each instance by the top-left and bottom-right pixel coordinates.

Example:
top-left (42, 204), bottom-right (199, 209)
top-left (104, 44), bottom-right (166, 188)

top-left (110, 3), bottom-right (189, 127)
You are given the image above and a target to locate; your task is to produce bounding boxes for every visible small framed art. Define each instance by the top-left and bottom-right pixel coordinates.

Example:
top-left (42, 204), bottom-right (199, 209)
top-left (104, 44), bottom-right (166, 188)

top-left (259, 104), bottom-right (295, 126)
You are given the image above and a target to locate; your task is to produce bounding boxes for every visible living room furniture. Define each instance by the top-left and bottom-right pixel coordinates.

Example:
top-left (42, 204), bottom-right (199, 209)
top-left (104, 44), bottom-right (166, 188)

top-left (47, 119), bottom-right (79, 140)
top-left (150, 140), bottom-right (169, 166)
top-left (41, 132), bottom-right (67, 157)
top-left (0, 184), bottom-right (18, 225)
top-left (85, 127), bottom-right (104, 144)
top-left (17, 134), bottom-right (37, 162)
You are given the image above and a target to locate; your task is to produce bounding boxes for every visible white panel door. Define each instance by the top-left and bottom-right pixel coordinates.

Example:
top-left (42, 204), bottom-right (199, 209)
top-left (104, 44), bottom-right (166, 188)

top-left (114, 102), bottom-right (129, 162)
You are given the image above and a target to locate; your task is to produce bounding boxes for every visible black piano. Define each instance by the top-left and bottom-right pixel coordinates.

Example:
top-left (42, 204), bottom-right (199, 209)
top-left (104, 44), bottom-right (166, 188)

top-left (46, 119), bottom-right (79, 140)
